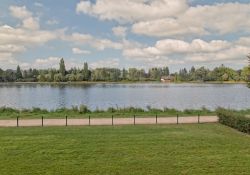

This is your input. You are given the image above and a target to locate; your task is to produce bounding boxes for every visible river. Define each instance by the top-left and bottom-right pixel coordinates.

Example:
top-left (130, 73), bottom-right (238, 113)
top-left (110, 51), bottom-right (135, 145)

top-left (0, 83), bottom-right (249, 110)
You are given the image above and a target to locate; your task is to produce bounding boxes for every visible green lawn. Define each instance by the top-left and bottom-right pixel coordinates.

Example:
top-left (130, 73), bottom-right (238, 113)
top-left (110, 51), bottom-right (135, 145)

top-left (0, 124), bottom-right (250, 175)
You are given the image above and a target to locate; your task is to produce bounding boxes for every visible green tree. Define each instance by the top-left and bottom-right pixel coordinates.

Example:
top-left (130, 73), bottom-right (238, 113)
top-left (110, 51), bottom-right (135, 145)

top-left (83, 62), bottom-right (90, 80)
top-left (121, 68), bottom-right (128, 80)
top-left (211, 65), bottom-right (238, 81)
top-left (16, 65), bottom-right (23, 80)
top-left (162, 67), bottom-right (170, 76)
top-left (37, 74), bottom-right (46, 82)
top-left (0, 68), bottom-right (3, 82)
top-left (195, 67), bottom-right (209, 81)
top-left (59, 58), bottom-right (66, 76)
top-left (148, 68), bottom-right (162, 80)
top-left (128, 68), bottom-right (139, 81)
top-left (188, 66), bottom-right (196, 81)
top-left (76, 73), bottom-right (84, 81)
top-left (66, 74), bottom-right (76, 81)
top-left (54, 73), bottom-right (64, 82)
top-left (247, 54), bottom-right (250, 83)
top-left (179, 68), bottom-right (188, 81)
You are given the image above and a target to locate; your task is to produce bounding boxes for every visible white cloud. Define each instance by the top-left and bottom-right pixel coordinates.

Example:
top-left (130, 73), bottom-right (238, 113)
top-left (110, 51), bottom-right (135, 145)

top-left (132, 18), bottom-right (207, 37)
top-left (72, 47), bottom-right (91, 54)
top-left (89, 59), bottom-right (119, 68)
top-left (185, 46), bottom-right (249, 63)
top-left (112, 26), bottom-right (127, 38)
top-left (123, 39), bottom-right (232, 58)
top-left (34, 2), bottom-right (43, 7)
top-left (132, 3), bottom-right (250, 37)
top-left (9, 6), bottom-right (32, 19)
top-left (92, 39), bottom-right (123, 50)
top-left (64, 32), bottom-right (123, 50)
top-left (123, 37), bottom-right (249, 67)
top-left (9, 5), bottom-right (40, 30)
top-left (47, 19), bottom-right (59, 25)
top-left (76, 0), bottom-right (188, 23)
top-left (236, 37), bottom-right (250, 47)
top-left (31, 57), bottom-right (84, 70)
top-left (33, 57), bottom-right (61, 69)
top-left (22, 17), bottom-right (40, 30)
top-left (0, 6), bottom-right (62, 69)
top-left (78, 1), bottom-right (250, 38)
top-left (0, 44), bottom-right (26, 53)
top-left (0, 25), bottom-right (57, 46)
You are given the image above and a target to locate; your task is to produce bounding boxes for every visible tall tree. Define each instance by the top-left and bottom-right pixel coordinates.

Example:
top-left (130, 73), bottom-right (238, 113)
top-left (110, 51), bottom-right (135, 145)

top-left (83, 62), bottom-right (90, 80)
top-left (121, 68), bottom-right (128, 80)
top-left (162, 66), bottom-right (169, 76)
top-left (247, 54), bottom-right (250, 87)
top-left (59, 58), bottom-right (66, 76)
top-left (16, 65), bottom-right (23, 80)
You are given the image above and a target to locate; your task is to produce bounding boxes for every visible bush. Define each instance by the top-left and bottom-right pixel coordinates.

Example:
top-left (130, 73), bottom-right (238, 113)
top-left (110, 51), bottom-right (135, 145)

top-left (71, 106), bottom-right (78, 112)
top-left (0, 106), bottom-right (19, 113)
top-left (107, 107), bottom-right (116, 113)
top-left (32, 107), bottom-right (48, 113)
top-left (217, 108), bottom-right (250, 134)
top-left (79, 105), bottom-right (90, 114)
top-left (55, 107), bottom-right (69, 113)
top-left (163, 107), bottom-right (178, 114)
top-left (117, 107), bottom-right (145, 113)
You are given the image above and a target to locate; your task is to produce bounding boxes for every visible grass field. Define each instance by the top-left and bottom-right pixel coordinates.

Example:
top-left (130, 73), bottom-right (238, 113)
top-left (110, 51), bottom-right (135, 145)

top-left (0, 124), bottom-right (249, 175)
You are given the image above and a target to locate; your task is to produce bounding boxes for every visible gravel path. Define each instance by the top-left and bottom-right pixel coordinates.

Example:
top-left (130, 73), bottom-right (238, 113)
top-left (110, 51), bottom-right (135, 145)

top-left (0, 116), bottom-right (218, 127)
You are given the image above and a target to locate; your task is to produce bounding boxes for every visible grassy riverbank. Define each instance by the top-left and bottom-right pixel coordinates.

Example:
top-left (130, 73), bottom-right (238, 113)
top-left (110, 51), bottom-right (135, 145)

top-left (0, 80), bottom-right (247, 85)
top-left (0, 106), bottom-right (249, 119)
top-left (0, 106), bottom-right (217, 119)
top-left (0, 124), bottom-right (249, 175)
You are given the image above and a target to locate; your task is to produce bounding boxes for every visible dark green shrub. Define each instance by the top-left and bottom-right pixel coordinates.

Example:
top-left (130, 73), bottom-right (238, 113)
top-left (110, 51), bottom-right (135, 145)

top-left (183, 109), bottom-right (198, 114)
top-left (79, 105), bottom-right (90, 114)
top-left (32, 107), bottom-right (48, 113)
top-left (71, 106), bottom-right (78, 112)
top-left (217, 108), bottom-right (250, 134)
top-left (148, 108), bottom-right (163, 113)
top-left (94, 107), bottom-right (105, 113)
top-left (0, 106), bottom-right (19, 113)
top-left (55, 107), bottom-right (69, 113)
top-left (107, 107), bottom-right (116, 113)
top-left (163, 107), bottom-right (178, 113)
top-left (117, 107), bottom-right (144, 113)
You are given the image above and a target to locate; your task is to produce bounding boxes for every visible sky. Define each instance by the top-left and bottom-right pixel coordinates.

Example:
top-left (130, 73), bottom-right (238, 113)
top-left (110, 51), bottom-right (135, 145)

top-left (0, 0), bottom-right (250, 72)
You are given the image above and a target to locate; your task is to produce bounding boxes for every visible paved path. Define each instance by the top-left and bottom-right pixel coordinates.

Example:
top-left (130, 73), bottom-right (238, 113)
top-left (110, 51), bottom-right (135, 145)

top-left (0, 116), bottom-right (218, 127)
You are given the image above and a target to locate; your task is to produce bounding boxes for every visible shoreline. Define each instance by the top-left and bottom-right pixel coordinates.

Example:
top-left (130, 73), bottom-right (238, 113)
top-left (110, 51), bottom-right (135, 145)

top-left (0, 81), bottom-right (247, 85)
top-left (0, 106), bottom-right (249, 120)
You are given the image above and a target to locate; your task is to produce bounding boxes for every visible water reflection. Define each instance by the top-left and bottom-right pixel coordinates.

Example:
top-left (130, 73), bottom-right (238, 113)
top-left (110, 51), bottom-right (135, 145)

top-left (0, 83), bottom-right (249, 110)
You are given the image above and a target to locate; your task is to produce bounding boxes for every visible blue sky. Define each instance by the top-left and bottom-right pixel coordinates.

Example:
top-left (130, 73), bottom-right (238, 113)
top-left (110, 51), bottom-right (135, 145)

top-left (0, 0), bottom-right (250, 72)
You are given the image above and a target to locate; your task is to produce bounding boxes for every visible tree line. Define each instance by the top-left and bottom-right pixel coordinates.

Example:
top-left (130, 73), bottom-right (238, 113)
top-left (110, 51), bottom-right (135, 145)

top-left (0, 58), bottom-right (249, 83)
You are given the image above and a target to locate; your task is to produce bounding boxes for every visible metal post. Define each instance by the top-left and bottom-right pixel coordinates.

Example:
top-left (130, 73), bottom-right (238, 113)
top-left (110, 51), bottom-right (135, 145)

top-left (156, 114), bottom-right (158, 124)
top-left (134, 115), bottom-right (135, 125)
top-left (17, 116), bottom-right (19, 127)
top-left (42, 116), bottom-right (43, 127)
top-left (112, 115), bottom-right (114, 126)
top-left (177, 114), bottom-right (179, 124)
top-left (198, 113), bottom-right (200, 124)
top-left (66, 115), bottom-right (68, 126)
top-left (89, 115), bottom-right (90, 126)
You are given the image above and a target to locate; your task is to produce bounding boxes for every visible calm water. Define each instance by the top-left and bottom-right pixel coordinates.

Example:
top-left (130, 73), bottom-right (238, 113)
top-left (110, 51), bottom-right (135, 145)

top-left (0, 83), bottom-right (249, 110)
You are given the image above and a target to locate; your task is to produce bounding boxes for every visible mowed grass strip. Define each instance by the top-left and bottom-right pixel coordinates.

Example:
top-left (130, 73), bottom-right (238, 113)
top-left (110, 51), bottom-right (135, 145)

top-left (0, 124), bottom-right (249, 175)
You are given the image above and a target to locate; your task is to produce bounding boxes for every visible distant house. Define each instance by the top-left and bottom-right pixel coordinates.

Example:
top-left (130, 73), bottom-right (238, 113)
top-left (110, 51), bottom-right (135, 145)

top-left (161, 75), bottom-right (174, 83)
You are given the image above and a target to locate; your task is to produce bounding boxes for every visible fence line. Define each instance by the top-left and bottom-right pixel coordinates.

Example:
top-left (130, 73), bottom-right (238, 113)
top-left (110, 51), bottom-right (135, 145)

top-left (0, 114), bottom-right (218, 127)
